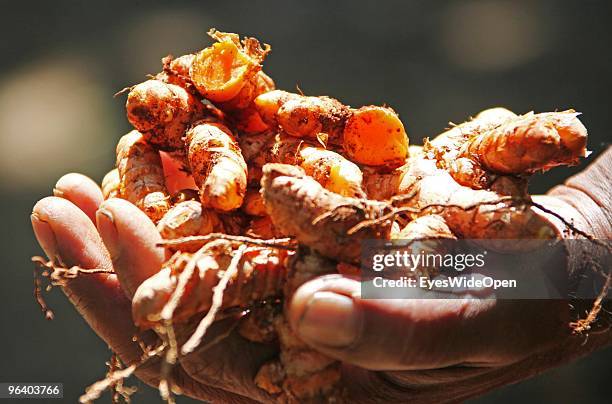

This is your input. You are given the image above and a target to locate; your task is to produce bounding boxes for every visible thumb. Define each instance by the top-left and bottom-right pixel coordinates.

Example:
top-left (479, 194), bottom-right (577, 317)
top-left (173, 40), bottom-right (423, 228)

top-left (288, 275), bottom-right (569, 371)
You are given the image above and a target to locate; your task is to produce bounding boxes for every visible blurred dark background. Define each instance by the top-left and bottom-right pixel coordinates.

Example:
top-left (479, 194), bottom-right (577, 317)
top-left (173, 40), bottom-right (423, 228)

top-left (0, 0), bottom-right (610, 402)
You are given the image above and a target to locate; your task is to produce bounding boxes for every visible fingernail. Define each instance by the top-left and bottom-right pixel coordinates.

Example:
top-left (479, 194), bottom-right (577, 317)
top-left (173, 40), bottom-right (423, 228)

top-left (297, 291), bottom-right (361, 348)
top-left (31, 213), bottom-right (60, 261)
top-left (96, 208), bottom-right (120, 258)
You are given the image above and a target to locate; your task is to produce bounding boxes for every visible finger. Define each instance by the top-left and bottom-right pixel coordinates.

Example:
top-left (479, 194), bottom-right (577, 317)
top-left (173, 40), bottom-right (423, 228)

top-left (288, 275), bottom-right (570, 371)
top-left (531, 195), bottom-right (590, 237)
top-left (562, 146), bottom-right (611, 216)
top-left (31, 197), bottom-right (259, 402)
top-left (32, 197), bottom-right (260, 402)
top-left (96, 198), bottom-right (165, 298)
top-left (160, 151), bottom-right (197, 194)
top-left (32, 197), bottom-right (110, 269)
top-left (31, 197), bottom-right (146, 364)
top-left (545, 147), bottom-right (612, 239)
top-left (53, 173), bottom-right (104, 223)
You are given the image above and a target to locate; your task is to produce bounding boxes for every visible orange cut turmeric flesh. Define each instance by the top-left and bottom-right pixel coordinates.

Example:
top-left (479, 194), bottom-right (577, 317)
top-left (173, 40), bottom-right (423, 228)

top-left (190, 40), bottom-right (258, 103)
top-left (343, 106), bottom-right (409, 168)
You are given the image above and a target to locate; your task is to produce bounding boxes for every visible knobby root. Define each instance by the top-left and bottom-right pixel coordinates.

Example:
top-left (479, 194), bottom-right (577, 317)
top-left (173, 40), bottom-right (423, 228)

top-left (181, 244), bottom-right (247, 355)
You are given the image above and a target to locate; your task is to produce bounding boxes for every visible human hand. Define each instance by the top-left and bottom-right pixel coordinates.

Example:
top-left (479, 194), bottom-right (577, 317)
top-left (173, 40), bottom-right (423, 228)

top-left (286, 147), bottom-right (612, 402)
top-left (31, 153), bottom-right (277, 403)
top-left (31, 148), bottom-right (611, 403)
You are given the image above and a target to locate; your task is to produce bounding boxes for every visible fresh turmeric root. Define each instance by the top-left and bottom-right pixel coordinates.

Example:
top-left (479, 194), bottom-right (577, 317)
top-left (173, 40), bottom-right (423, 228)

top-left (245, 216), bottom-right (283, 239)
top-left (116, 130), bottom-right (170, 222)
top-left (242, 132), bottom-right (365, 198)
top-left (391, 214), bottom-right (456, 278)
top-left (101, 168), bottom-right (121, 199)
top-left (255, 90), bottom-right (409, 167)
top-left (360, 108), bottom-right (588, 250)
top-left (190, 29), bottom-right (270, 105)
top-left (256, 108), bottom-right (587, 257)
top-left (156, 54), bottom-right (196, 90)
top-left (253, 90), bottom-right (300, 127)
top-left (132, 239), bottom-right (288, 329)
top-left (190, 29), bottom-right (274, 134)
top-left (185, 119), bottom-right (248, 212)
top-left (125, 79), bottom-right (205, 154)
top-left (457, 111), bottom-right (587, 176)
top-left (132, 98), bottom-right (587, 399)
top-left (38, 28), bottom-right (598, 404)
top-left (255, 249), bottom-right (342, 402)
top-left (261, 164), bottom-right (392, 263)
top-left (255, 90), bottom-right (350, 144)
top-left (242, 188), bottom-right (267, 216)
top-left (157, 200), bottom-right (224, 250)
top-left (344, 105), bottom-right (409, 167)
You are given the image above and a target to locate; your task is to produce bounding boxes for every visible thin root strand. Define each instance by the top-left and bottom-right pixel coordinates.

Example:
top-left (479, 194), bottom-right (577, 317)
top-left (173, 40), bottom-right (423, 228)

top-left (157, 233), bottom-right (296, 251)
top-left (32, 256), bottom-right (115, 320)
top-left (181, 245), bottom-right (248, 355)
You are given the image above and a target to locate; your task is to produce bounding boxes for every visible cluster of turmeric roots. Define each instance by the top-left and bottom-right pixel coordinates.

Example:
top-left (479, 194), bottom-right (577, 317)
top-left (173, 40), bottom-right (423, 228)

top-left (95, 30), bottom-right (589, 402)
